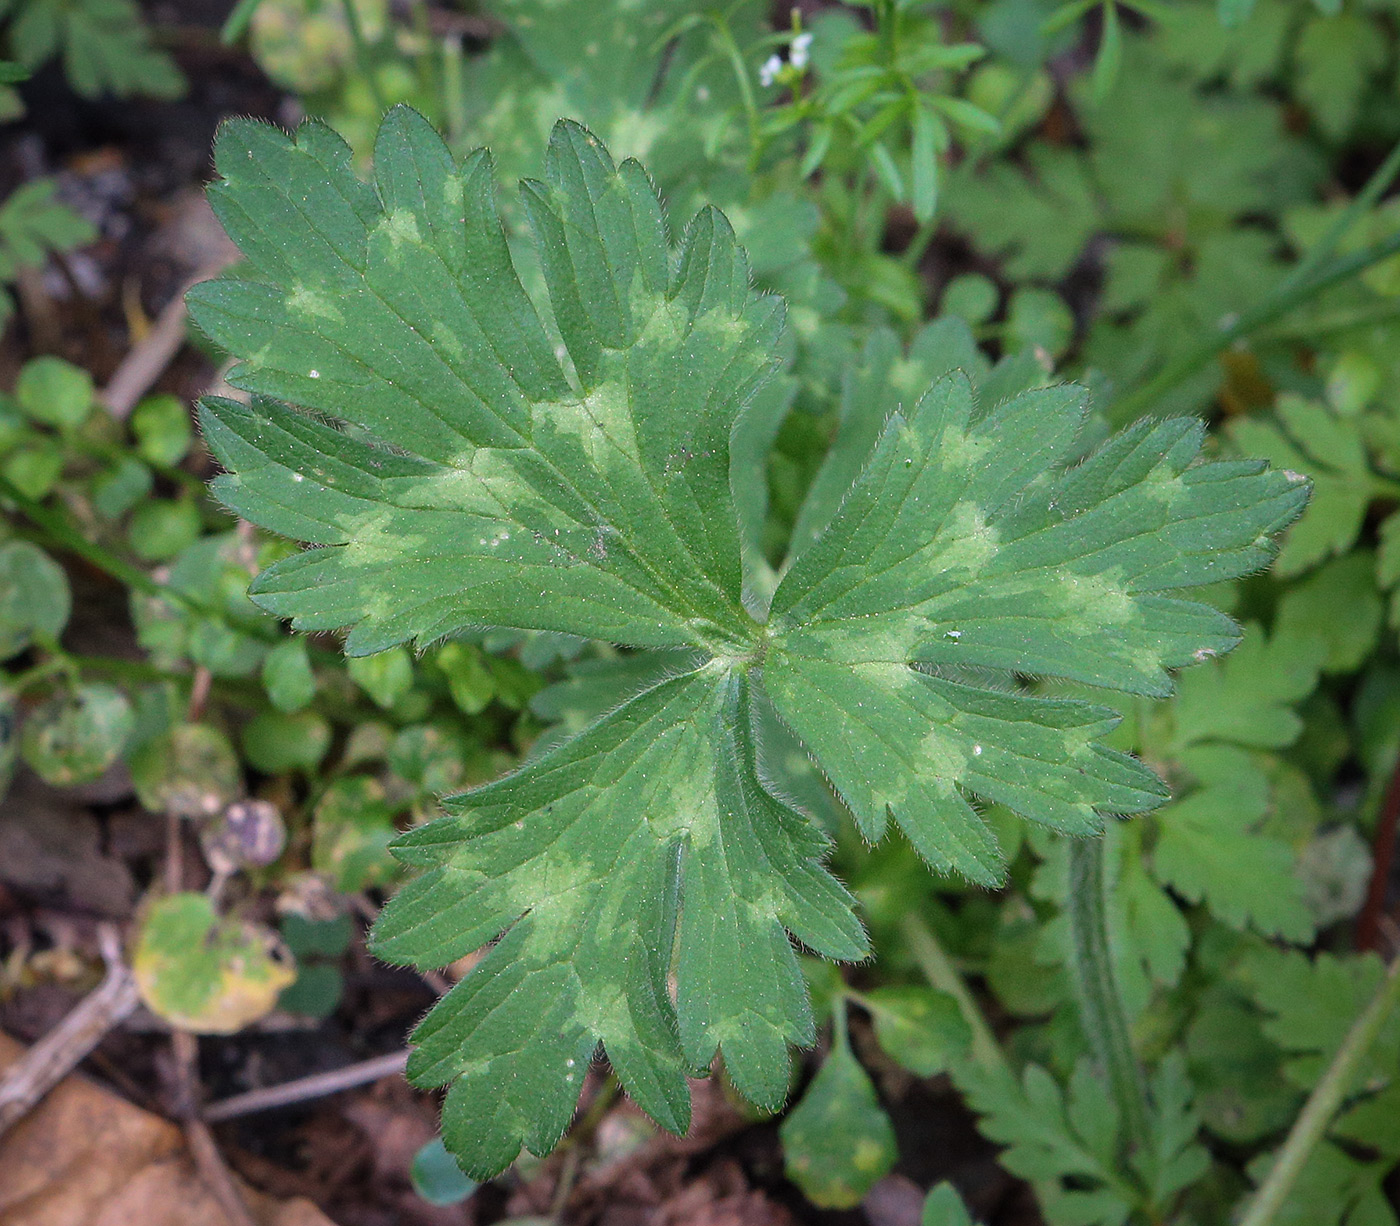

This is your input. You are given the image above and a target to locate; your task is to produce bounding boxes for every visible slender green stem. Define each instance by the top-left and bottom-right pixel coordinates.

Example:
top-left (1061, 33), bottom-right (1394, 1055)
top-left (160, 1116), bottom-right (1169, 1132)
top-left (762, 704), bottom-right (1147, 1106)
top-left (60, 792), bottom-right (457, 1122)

top-left (64, 434), bottom-right (206, 497)
top-left (1252, 298), bottom-right (1400, 342)
top-left (0, 474), bottom-right (288, 646)
top-left (831, 992), bottom-right (852, 1052)
top-left (1281, 136), bottom-right (1400, 295)
top-left (67, 652), bottom-right (250, 692)
top-left (706, 15), bottom-right (762, 171)
top-left (6, 653), bottom-right (73, 695)
top-left (1111, 230), bottom-right (1400, 421)
top-left (900, 914), bottom-right (1008, 1075)
top-left (1065, 837), bottom-right (1152, 1157)
top-left (440, 31), bottom-right (466, 147)
top-left (900, 216), bottom-right (941, 270)
top-left (1237, 953), bottom-right (1400, 1226)
top-left (341, 0), bottom-right (388, 114)
top-left (0, 472), bottom-right (187, 608)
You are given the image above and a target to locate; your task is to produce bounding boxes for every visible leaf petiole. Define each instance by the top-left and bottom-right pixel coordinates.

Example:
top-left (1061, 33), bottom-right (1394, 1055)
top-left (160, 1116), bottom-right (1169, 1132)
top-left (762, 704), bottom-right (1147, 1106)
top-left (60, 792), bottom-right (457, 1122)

top-left (1237, 952), bottom-right (1400, 1226)
top-left (1065, 836), bottom-right (1153, 1158)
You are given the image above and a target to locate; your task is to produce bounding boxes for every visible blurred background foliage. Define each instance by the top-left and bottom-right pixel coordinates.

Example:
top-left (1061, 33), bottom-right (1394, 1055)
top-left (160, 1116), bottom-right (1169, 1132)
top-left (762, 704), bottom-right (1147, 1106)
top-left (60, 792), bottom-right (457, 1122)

top-left (5, 0), bottom-right (1400, 1222)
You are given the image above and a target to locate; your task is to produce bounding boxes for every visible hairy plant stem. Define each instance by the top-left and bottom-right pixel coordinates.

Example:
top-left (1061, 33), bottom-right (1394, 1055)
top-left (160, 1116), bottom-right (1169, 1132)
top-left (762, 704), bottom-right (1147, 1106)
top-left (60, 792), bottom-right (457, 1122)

top-left (1237, 952), bottom-right (1400, 1226)
top-left (1066, 836), bottom-right (1152, 1157)
top-left (1111, 229), bottom-right (1400, 422)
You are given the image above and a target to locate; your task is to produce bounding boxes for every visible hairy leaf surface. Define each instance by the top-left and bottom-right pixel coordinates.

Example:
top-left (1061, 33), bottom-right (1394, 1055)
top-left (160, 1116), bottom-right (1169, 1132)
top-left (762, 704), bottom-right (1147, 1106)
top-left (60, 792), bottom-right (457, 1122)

top-left (193, 107), bottom-right (1306, 1176)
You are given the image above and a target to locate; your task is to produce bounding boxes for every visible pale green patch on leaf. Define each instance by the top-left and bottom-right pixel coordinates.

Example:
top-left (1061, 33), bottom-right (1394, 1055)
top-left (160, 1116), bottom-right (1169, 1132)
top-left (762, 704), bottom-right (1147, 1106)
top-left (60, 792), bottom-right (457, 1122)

top-left (191, 108), bottom-right (1305, 1176)
top-left (373, 666), bottom-right (863, 1176)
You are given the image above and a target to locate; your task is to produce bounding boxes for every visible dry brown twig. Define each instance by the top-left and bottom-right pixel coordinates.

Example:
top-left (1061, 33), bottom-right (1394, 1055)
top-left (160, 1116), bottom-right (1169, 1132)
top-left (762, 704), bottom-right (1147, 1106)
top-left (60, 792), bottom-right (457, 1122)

top-left (202, 1050), bottom-right (410, 1123)
top-left (170, 1029), bottom-right (260, 1226)
top-left (99, 260), bottom-right (235, 419)
top-left (0, 922), bottom-right (141, 1138)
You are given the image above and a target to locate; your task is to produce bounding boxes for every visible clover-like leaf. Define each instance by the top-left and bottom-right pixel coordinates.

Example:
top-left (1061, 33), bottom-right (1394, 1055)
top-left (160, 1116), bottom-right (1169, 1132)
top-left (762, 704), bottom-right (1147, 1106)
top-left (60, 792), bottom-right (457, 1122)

top-left (191, 107), bottom-right (1305, 1177)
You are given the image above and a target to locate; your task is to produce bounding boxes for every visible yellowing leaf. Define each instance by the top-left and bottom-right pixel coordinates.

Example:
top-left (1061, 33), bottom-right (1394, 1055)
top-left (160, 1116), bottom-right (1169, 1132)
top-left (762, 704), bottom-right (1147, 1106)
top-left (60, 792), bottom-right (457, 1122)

top-left (133, 892), bottom-right (295, 1034)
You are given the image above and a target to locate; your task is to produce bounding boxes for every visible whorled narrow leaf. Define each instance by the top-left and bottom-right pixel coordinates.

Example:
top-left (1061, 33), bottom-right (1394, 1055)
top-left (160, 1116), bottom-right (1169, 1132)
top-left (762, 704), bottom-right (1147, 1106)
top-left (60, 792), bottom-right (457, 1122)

top-left (191, 106), bottom-right (1306, 1177)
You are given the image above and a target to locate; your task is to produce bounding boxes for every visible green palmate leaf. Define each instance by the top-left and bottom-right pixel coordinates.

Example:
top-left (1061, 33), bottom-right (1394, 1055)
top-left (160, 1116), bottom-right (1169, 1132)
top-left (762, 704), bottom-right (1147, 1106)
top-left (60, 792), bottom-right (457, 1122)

top-left (1151, 746), bottom-right (1313, 941)
top-left (191, 108), bottom-right (1306, 1176)
top-left (956, 1058), bottom-right (1132, 1226)
top-left (374, 666), bottom-right (864, 1173)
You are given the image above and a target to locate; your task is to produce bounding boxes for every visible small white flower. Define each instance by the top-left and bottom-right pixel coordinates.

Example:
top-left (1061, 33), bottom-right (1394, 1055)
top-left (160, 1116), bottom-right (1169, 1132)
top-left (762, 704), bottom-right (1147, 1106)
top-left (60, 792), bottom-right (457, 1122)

top-left (790, 32), bottom-right (813, 70)
top-left (759, 54), bottom-right (783, 88)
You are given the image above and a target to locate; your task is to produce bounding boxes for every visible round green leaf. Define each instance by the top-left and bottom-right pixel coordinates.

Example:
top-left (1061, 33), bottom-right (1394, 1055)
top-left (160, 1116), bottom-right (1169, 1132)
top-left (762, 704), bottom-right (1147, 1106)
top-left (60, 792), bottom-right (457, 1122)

top-left (16, 356), bottom-right (93, 429)
top-left (20, 683), bottom-right (132, 786)
top-left (312, 775), bottom-right (399, 892)
top-left (0, 541), bottom-right (70, 659)
top-left (130, 590), bottom-right (188, 669)
top-left (864, 985), bottom-right (972, 1076)
top-left (277, 962), bottom-right (343, 1018)
top-left (132, 394), bottom-right (193, 467)
top-left (92, 456), bottom-right (154, 520)
top-left (133, 892), bottom-right (295, 1033)
top-left (129, 499), bottom-right (201, 562)
top-left (262, 637), bottom-right (317, 712)
top-left (1006, 287), bottom-right (1073, 359)
top-left (921, 1182), bottom-right (976, 1226)
top-left (130, 722), bottom-right (241, 817)
top-left (241, 709), bottom-right (331, 773)
top-left (0, 393), bottom-right (28, 452)
top-left (941, 273), bottom-right (998, 325)
top-left (281, 912), bottom-right (354, 958)
top-left (779, 1041), bottom-right (896, 1209)
top-left (388, 723), bottom-right (470, 794)
top-left (435, 642), bottom-right (494, 715)
top-left (187, 616), bottom-right (265, 678)
top-left (3, 440), bottom-right (64, 498)
top-left (410, 1137), bottom-right (480, 1206)
top-left (346, 646), bottom-right (413, 710)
